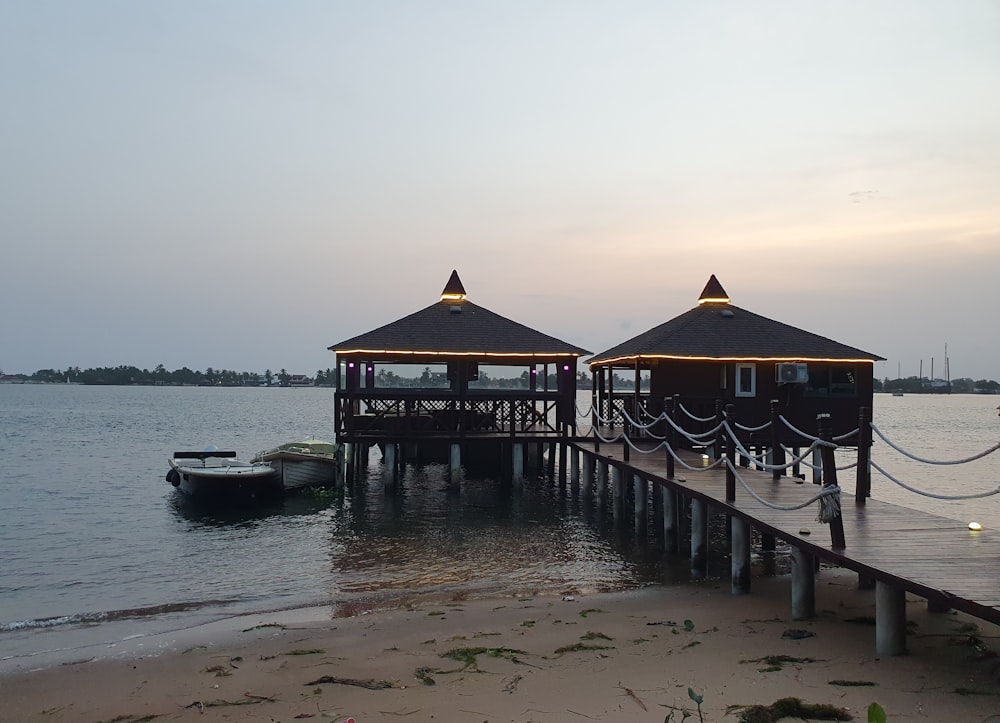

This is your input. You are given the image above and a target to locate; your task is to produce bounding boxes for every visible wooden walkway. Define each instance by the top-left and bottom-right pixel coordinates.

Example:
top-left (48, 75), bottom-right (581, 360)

top-left (571, 438), bottom-right (1000, 627)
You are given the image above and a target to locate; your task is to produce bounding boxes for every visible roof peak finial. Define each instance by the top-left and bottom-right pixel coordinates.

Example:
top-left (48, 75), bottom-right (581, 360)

top-left (440, 270), bottom-right (467, 301)
top-left (698, 274), bottom-right (730, 304)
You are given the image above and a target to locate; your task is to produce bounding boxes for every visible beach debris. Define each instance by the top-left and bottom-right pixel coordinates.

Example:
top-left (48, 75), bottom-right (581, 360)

top-left (562, 595), bottom-right (575, 602)
top-left (414, 666), bottom-right (437, 686)
top-left (739, 654), bottom-right (820, 672)
top-left (828, 679), bottom-right (877, 687)
top-left (552, 642), bottom-right (614, 656)
top-left (304, 675), bottom-right (395, 690)
top-left (736, 697), bottom-right (852, 722)
top-left (683, 619), bottom-right (695, 632)
top-left (242, 622), bottom-right (285, 632)
top-left (617, 682), bottom-right (647, 711)
top-left (203, 664), bottom-right (232, 677)
top-left (781, 628), bottom-right (815, 640)
top-left (441, 646), bottom-right (528, 670)
top-left (182, 695), bottom-right (273, 711)
top-left (579, 608), bottom-right (604, 618)
top-left (580, 631), bottom-right (613, 641)
top-left (285, 648), bottom-right (325, 656)
top-left (521, 619), bottom-right (536, 628)
top-left (799, 528), bottom-right (811, 536)
top-left (646, 619), bottom-right (679, 627)
top-left (502, 674), bottom-right (523, 693)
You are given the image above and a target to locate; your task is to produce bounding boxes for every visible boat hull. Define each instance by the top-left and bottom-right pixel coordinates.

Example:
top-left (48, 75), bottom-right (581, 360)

top-left (257, 451), bottom-right (338, 492)
top-left (168, 457), bottom-right (281, 502)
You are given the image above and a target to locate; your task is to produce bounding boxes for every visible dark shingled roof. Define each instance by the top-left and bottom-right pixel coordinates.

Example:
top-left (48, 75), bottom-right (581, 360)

top-left (589, 277), bottom-right (883, 365)
top-left (329, 272), bottom-right (590, 357)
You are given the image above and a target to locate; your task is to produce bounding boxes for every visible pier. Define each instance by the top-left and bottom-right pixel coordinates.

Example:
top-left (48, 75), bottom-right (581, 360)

top-left (329, 271), bottom-right (1000, 657)
top-left (567, 400), bottom-right (1000, 656)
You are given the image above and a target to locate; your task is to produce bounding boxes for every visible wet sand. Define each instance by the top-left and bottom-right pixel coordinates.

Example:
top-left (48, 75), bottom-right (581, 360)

top-left (3, 568), bottom-right (999, 722)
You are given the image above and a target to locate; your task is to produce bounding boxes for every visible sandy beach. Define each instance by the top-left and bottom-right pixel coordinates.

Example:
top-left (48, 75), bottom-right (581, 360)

top-left (3, 568), bottom-right (999, 722)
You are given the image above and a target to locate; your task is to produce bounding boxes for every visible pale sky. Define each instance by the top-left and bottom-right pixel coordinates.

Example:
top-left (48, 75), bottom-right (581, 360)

top-left (2, 1), bottom-right (999, 380)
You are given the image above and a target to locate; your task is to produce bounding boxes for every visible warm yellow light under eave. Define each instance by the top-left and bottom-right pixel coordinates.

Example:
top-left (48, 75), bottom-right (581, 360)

top-left (335, 349), bottom-right (579, 358)
top-left (588, 355), bottom-right (877, 368)
top-left (698, 297), bottom-right (730, 304)
top-left (440, 293), bottom-right (466, 301)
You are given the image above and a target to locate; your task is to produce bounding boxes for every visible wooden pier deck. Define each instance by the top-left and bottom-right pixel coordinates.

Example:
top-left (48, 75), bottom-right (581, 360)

top-left (572, 439), bottom-right (1000, 628)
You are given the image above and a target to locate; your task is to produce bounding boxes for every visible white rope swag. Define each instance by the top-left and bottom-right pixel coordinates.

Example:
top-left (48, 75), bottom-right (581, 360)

top-left (585, 398), bottom-right (999, 512)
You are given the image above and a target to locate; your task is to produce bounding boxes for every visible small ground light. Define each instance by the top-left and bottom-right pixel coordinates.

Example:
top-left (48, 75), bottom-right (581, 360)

top-left (969, 522), bottom-right (983, 531)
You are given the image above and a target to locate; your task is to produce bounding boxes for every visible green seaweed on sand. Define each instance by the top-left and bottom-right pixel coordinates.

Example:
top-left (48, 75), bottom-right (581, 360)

top-left (441, 646), bottom-right (527, 670)
top-left (553, 642), bottom-right (614, 656)
top-left (580, 631), bottom-right (613, 641)
top-left (739, 654), bottom-right (819, 672)
top-left (737, 697), bottom-right (852, 722)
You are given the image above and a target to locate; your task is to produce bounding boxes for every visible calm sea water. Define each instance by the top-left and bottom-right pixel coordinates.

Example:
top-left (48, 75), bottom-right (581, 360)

top-left (1, 385), bottom-right (998, 673)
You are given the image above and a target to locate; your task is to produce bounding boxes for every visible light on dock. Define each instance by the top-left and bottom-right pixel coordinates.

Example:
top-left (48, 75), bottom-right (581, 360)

top-left (969, 522), bottom-right (983, 531)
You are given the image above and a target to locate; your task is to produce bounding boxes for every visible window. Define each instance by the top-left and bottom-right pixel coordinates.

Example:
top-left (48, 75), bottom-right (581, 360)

top-left (735, 363), bottom-right (756, 397)
top-left (805, 365), bottom-right (858, 397)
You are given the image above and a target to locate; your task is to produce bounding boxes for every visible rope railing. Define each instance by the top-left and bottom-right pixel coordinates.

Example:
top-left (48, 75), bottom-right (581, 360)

top-left (871, 461), bottom-right (1000, 500)
top-left (870, 424), bottom-right (1000, 465)
top-left (780, 444), bottom-right (858, 472)
top-left (725, 456), bottom-right (841, 515)
top-left (677, 403), bottom-right (718, 423)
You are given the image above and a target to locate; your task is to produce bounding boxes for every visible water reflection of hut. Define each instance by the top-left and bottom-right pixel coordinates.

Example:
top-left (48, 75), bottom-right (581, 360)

top-left (587, 275), bottom-right (884, 449)
top-left (329, 271), bottom-right (590, 484)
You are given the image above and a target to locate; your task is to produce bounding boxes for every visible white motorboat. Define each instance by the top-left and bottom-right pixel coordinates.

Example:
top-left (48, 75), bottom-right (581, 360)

top-left (166, 447), bottom-right (280, 502)
top-left (251, 438), bottom-right (342, 492)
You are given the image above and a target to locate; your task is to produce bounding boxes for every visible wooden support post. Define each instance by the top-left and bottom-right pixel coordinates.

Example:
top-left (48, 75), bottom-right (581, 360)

top-left (634, 474), bottom-right (647, 539)
top-left (690, 498), bottom-right (708, 579)
top-left (731, 516), bottom-right (751, 594)
top-left (665, 395), bottom-right (677, 479)
top-left (792, 446), bottom-right (802, 481)
top-left (858, 574), bottom-right (875, 590)
top-left (856, 406), bottom-right (872, 504)
top-left (597, 460), bottom-right (608, 505)
top-left (770, 399), bottom-right (782, 482)
top-left (547, 442), bottom-right (556, 481)
top-left (557, 442), bottom-right (567, 488)
top-left (761, 533), bottom-right (776, 551)
top-left (713, 399), bottom-right (725, 464)
top-left (662, 487), bottom-right (678, 552)
top-left (383, 443), bottom-right (397, 494)
top-left (582, 453), bottom-right (593, 497)
top-left (791, 546), bottom-right (815, 620)
top-left (725, 403), bottom-right (736, 502)
top-left (449, 443), bottom-right (462, 490)
top-left (343, 443), bottom-right (354, 485)
top-left (817, 414), bottom-right (847, 550)
top-left (812, 447), bottom-right (822, 485)
top-left (876, 582), bottom-right (907, 656)
top-left (570, 446), bottom-right (580, 488)
top-left (612, 465), bottom-right (624, 526)
top-left (512, 442), bottom-right (524, 490)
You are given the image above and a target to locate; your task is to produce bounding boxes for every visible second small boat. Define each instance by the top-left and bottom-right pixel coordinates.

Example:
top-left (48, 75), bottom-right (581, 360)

top-left (252, 438), bottom-right (342, 493)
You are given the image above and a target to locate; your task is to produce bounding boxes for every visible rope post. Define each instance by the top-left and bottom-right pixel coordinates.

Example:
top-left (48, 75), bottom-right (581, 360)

top-left (725, 403), bottom-right (736, 502)
top-left (664, 396), bottom-right (675, 479)
top-left (770, 399), bottom-right (782, 482)
top-left (713, 399), bottom-right (725, 467)
top-left (855, 406), bottom-right (872, 505)
top-left (817, 413), bottom-right (846, 550)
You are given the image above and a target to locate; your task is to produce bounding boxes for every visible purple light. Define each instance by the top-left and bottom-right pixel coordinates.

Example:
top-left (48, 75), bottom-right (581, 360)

top-left (348, 362), bottom-right (355, 369)
top-left (531, 369), bottom-right (537, 375)
top-left (367, 366), bottom-right (373, 373)
top-left (563, 365), bottom-right (570, 371)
